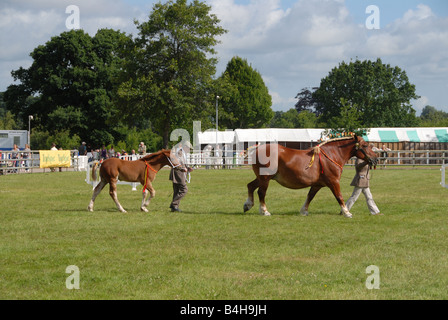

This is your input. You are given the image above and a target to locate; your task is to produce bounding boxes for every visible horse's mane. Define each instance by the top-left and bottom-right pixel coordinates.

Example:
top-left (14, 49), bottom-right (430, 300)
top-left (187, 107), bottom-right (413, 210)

top-left (138, 149), bottom-right (169, 162)
top-left (311, 136), bottom-right (356, 155)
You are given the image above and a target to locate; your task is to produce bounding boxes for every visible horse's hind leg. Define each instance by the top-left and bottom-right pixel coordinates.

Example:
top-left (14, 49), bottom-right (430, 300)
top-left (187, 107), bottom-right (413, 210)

top-left (300, 186), bottom-right (322, 216)
top-left (244, 178), bottom-right (259, 212)
top-left (109, 178), bottom-right (127, 213)
top-left (88, 180), bottom-right (107, 212)
top-left (257, 178), bottom-right (271, 216)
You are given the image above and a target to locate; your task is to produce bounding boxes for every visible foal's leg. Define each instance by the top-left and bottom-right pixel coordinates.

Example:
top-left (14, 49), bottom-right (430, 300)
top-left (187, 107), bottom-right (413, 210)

top-left (109, 178), bottom-right (127, 213)
top-left (141, 182), bottom-right (155, 213)
top-left (328, 183), bottom-right (352, 218)
top-left (244, 178), bottom-right (259, 212)
top-left (88, 180), bottom-right (107, 212)
top-left (257, 178), bottom-right (271, 216)
top-left (300, 186), bottom-right (322, 216)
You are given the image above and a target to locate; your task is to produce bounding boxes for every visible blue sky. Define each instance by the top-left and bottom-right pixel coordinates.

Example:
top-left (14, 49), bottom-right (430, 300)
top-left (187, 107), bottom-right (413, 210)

top-left (1, 0), bottom-right (448, 114)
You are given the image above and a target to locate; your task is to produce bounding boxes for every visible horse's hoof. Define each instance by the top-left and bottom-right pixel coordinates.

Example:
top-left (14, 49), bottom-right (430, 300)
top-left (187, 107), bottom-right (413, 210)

top-left (87, 207), bottom-right (93, 212)
top-left (243, 204), bottom-right (250, 212)
top-left (141, 207), bottom-right (149, 213)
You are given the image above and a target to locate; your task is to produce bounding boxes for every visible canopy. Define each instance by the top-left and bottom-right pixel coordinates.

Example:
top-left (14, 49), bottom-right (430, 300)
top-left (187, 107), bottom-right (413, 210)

top-left (234, 129), bottom-right (323, 144)
top-left (196, 128), bottom-right (448, 146)
top-left (196, 130), bottom-right (235, 145)
top-left (363, 128), bottom-right (448, 143)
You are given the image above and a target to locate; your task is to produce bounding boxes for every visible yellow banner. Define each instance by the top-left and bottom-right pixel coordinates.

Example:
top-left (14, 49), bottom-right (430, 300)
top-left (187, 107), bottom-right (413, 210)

top-left (40, 150), bottom-right (71, 168)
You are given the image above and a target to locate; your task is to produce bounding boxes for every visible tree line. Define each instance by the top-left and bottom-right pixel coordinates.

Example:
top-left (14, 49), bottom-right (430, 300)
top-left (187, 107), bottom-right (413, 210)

top-left (1, 0), bottom-right (447, 151)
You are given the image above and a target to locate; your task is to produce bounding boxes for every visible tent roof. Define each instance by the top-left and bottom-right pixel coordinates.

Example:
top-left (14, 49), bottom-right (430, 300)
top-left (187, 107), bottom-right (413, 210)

top-left (363, 128), bottom-right (448, 143)
top-left (196, 128), bottom-right (448, 145)
top-left (234, 128), bottom-right (323, 143)
top-left (197, 130), bottom-right (235, 145)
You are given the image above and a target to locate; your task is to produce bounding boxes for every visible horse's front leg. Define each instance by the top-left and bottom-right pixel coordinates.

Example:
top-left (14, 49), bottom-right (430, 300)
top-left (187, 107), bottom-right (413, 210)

top-left (300, 186), bottom-right (322, 216)
top-left (141, 182), bottom-right (155, 213)
top-left (328, 182), bottom-right (352, 218)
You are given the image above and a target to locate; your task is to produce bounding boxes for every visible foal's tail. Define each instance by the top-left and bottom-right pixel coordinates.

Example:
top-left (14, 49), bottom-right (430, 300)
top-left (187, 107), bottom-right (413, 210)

top-left (92, 162), bottom-right (100, 181)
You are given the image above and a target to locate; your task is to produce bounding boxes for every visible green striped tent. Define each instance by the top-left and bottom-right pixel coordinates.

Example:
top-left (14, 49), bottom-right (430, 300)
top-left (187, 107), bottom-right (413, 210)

top-left (363, 128), bottom-right (448, 143)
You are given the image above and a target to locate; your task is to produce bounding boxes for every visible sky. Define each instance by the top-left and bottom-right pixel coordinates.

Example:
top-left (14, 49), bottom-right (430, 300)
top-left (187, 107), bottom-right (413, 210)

top-left (1, 0), bottom-right (448, 115)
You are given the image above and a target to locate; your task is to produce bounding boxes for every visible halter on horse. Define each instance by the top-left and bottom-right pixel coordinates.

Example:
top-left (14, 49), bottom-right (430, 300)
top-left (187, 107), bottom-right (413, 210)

top-left (87, 149), bottom-right (181, 213)
top-left (243, 135), bottom-right (378, 218)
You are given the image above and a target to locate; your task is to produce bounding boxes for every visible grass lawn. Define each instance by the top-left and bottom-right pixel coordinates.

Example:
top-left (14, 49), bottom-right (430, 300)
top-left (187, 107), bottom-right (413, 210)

top-left (1, 167), bottom-right (448, 299)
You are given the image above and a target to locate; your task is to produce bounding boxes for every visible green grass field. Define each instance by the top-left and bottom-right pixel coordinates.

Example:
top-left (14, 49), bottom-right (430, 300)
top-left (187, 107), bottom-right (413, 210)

top-left (1, 167), bottom-right (448, 300)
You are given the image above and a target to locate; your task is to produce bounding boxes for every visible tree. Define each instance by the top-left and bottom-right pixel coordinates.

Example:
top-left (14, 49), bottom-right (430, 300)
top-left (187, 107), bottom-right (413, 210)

top-left (419, 105), bottom-right (448, 126)
top-left (116, 0), bottom-right (226, 148)
top-left (270, 109), bottom-right (317, 128)
top-left (313, 58), bottom-right (420, 127)
top-left (295, 87), bottom-right (320, 115)
top-left (218, 56), bottom-right (273, 129)
top-left (3, 29), bottom-right (130, 147)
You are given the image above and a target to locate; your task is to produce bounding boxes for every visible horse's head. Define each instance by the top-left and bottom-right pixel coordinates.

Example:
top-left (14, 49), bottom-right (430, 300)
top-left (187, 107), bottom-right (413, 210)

top-left (353, 135), bottom-right (378, 167)
top-left (167, 148), bottom-right (185, 168)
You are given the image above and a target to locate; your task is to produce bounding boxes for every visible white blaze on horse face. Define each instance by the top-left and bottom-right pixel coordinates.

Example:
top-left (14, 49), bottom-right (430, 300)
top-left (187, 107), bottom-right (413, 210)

top-left (258, 143), bottom-right (278, 176)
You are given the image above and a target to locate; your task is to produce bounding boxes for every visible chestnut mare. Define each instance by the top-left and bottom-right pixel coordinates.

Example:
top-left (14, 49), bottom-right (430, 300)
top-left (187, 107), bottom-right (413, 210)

top-left (243, 135), bottom-right (378, 218)
top-left (88, 149), bottom-right (180, 213)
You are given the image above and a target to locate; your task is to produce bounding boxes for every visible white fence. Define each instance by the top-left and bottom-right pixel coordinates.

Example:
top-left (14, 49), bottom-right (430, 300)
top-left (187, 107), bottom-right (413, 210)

top-left (442, 165), bottom-right (448, 189)
top-left (0, 150), bottom-right (87, 174)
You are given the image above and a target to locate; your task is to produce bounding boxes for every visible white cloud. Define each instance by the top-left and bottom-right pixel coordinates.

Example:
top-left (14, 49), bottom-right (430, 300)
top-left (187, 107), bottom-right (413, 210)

top-left (0, 0), bottom-right (143, 90)
top-left (414, 96), bottom-right (430, 114)
top-left (1, 0), bottom-right (447, 113)
top-left (211, 0), bottom-right (448, 111)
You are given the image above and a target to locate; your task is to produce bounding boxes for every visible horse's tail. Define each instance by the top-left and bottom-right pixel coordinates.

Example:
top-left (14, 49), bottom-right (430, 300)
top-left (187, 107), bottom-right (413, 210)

top-left (92, 161), bottom-right (99, 181)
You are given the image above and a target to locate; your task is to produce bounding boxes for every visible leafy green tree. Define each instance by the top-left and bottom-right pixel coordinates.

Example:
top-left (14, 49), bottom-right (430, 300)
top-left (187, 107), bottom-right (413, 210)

top-left (0, 111), bottom-right (18, 130)
top-left (218, 56), bottom-right (273, 129)
top-left (30, 129), bottom-right (80, 150)
top-left (295, 87), bottom-right (320, 115)
top-left (116, 0), bottom-right (226, 148)
top-left (270, 109), bottom-right (317, 128)
top-left (419, 105), bottom-right (448, 127)
top-left (313, 58), bottom-right (420, 127)
top-left (3, 29), bottom-right (130, 147)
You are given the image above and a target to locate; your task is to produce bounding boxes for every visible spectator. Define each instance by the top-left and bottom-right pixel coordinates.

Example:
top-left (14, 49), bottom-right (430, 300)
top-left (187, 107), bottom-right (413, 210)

top-left (78, 142), bottom-right (87, 156)
top-left (108, 145), bottom-right (116, 158)
top-left (138, 142), bottom-right (147, 155)
top-left (23, 144), bottom-right (31, 172)
top-left (100, 145), bottom-right (107, 160)
top-left (11, 144), bottom-right (19, 173)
